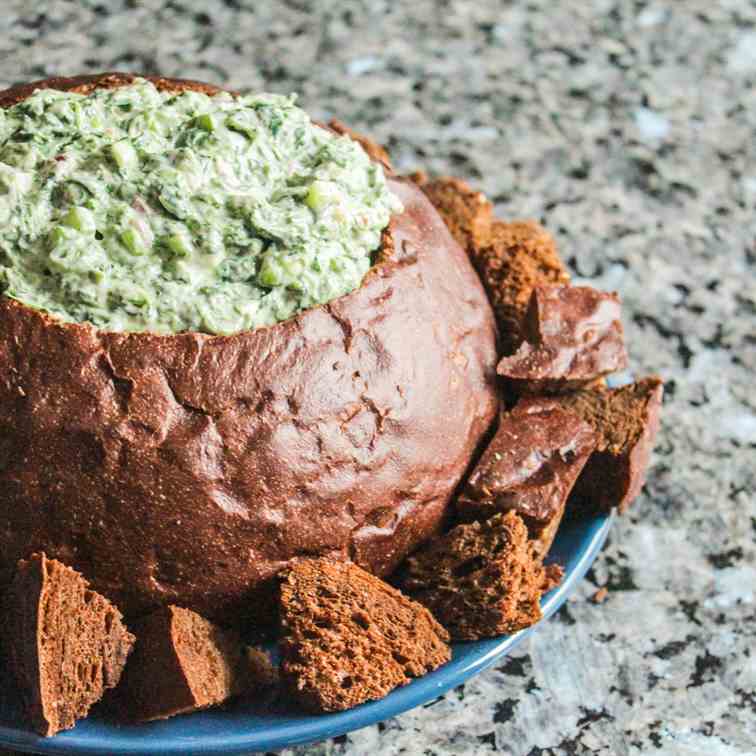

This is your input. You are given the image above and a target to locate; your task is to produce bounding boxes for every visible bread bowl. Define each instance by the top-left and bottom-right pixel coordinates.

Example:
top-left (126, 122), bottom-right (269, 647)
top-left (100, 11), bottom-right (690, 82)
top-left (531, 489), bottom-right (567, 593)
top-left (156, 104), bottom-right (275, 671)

top-left (0, 73), bottom-right (499, 627)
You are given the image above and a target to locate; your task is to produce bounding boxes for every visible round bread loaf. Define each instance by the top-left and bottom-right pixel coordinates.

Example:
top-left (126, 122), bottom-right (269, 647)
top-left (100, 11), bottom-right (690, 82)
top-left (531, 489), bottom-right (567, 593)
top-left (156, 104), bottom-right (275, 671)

top-left (0, 74), bottom-right (499, 627)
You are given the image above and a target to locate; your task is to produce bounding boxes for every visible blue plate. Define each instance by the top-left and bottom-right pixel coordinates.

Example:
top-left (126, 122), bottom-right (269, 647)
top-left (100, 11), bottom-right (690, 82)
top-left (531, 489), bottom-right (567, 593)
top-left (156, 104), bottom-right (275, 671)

top-left (0, 512), bottom-right (612, 754)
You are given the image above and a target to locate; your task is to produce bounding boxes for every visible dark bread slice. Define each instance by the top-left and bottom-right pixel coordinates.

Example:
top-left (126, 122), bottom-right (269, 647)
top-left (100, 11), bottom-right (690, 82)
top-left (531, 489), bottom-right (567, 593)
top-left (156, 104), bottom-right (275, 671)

top-left (410, 173), bottom-right (494, 252)
top-left (456, 402), bottom-right (597, 557)
top-left (279, 558), bottom-right (450, 712)
top-left (118, 605), bottom-right (248, 721)
top-left (497, 285), bottom-right (628, 395)
top-left (329, 119), bottom-right (392, 170)
top-left (516, 376), bottom-right (664, 513)
top-left (1, 552), bottom-right (134, 736)
top-left (401, 512), bottom-right (547, 640)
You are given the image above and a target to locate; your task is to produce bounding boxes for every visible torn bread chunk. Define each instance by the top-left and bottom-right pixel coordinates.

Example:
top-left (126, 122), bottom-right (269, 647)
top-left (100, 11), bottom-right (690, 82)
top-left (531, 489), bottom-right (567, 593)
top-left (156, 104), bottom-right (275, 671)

top-left (401, 512), bottom-right (548, 640)
top-left (279, 558), bottom-right (450, 712)
top-left (457, 402), bottom-right (597, 557)
top-left (516, 376), bottom-right (664, 513)
top-left (2, 552), bottom-right (134, 736)
top-left (497, 285), bottom-right (628, 395)
top-left (117, 605), bottom-right (249, 721)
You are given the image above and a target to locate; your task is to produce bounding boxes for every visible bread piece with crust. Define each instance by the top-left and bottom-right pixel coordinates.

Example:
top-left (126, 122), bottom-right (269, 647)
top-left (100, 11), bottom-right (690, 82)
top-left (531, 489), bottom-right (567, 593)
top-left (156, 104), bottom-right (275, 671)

top-left (117, 605), bottom-right (249, 721)
top-left (401, 512), bottom-right (547, 640)
top-left (2, 552), bottom-right (134, 736)
top-left (497, 285), bottom-right (628, 395)
top-left (456, 403), bottom-right (597, 557)
top-left (279, 558), bottom-right (450, 712)
top-left (516, 376), bottom-right (664, 513)
top-left (475, 221), bottom-right (571, 353)
top-left (409, 174), bottom-right (570, 354)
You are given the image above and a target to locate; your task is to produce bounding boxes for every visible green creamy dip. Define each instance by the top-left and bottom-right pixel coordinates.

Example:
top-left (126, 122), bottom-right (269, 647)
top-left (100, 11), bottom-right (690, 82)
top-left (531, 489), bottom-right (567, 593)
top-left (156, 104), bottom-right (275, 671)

top-left (0, 79), bottom-right (402, 334)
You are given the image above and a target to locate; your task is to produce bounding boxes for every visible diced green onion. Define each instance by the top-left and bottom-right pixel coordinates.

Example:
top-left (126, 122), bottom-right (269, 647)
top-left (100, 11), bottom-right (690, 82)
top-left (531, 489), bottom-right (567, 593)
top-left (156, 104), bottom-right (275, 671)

top-left (167, 233), bottom-right (193, 258)
top-left (259, 259), bottom-right (283, 286)
top-left (110, 140), bottom-right (138, 173)
top-left (62, 206), bottom-right (96, 233)
top-left (305, 180), bottom-right (339, 213)
top-left (195, 112), bottom-right (217, 132)
top-left (121, 227), bottom-right (148, 255)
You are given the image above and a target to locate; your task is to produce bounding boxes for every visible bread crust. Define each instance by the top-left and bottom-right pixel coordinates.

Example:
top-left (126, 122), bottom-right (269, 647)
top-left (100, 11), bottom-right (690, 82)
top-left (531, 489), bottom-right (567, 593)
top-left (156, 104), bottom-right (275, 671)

top-left (0, 73), bottom-right (499, 626)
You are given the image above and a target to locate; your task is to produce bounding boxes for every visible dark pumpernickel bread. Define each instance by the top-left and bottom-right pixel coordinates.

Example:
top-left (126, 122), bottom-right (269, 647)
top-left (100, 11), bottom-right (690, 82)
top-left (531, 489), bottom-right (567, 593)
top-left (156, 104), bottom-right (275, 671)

top-left (497, 285), bottom-right (628, 395)
top-left (456, 403), bottom-right (597, 557)
top-left (410, 173), bottom-right (494, 252)
top-left (117, 605), bottom-right (249, 721)
top-left (279, 558), bottom-right (450, 712)
top-left (401, 511), bottom-right (547, 640)
top-left (516, 376), bottom-right (664, 513)
top-left (2, 552), bottom-right (134, 736)
top-left (0, 73), bottom-right (499, 628)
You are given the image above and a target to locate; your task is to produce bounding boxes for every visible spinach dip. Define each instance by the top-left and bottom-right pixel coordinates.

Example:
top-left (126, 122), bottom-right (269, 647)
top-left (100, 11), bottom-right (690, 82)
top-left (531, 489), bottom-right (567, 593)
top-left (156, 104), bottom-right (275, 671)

top-left (0, 79), bottom-right (402, 334)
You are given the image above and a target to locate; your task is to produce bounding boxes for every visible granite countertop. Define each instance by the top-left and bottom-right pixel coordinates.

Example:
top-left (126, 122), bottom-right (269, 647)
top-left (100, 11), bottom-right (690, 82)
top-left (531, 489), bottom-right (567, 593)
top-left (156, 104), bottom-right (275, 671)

top-left (1, 1), bottom-right (754, 754)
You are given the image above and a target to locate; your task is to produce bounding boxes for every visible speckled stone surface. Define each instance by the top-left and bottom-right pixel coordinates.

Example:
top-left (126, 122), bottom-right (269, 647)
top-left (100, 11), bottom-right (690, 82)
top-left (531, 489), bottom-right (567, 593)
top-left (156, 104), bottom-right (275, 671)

top-left (1, 1), bottom-right (754, 754)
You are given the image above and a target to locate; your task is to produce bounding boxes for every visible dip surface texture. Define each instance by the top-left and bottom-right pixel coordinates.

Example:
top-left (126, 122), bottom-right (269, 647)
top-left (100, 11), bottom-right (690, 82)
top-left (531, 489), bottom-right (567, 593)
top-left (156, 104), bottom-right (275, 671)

top-left (0, 79), bottom-right (401, 334)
